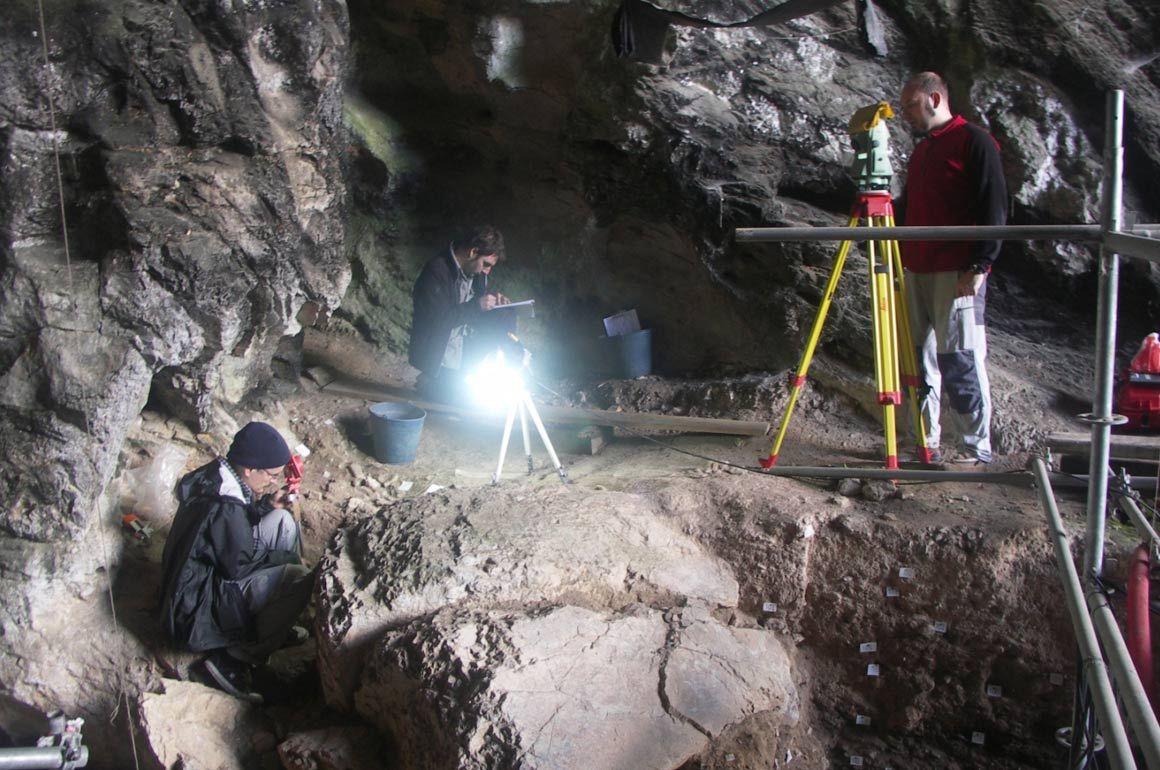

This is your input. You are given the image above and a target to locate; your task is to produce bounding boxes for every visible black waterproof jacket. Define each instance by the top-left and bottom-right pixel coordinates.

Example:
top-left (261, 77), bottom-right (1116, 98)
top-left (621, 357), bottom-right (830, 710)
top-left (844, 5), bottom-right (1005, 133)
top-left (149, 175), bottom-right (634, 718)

top-left (159, 459), bottom-right (299, 651)
top-left (408, 248), bottom-right (486, 374)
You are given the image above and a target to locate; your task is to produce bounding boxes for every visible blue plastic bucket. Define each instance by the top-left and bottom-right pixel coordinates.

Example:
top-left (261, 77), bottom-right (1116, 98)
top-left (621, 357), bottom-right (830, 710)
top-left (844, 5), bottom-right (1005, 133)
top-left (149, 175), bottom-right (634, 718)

top-left (608, 328), bottom-right (652, 378)
top-left (368, 402), bottom-right (426, 464)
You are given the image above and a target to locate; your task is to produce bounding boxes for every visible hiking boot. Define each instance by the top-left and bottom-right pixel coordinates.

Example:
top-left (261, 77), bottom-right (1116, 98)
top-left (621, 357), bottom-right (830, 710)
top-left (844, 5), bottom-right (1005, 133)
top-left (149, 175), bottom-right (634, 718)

top-left (202, 651), bottom-right (264, 704)
top-left (946, 452), bottom-right (991, 471)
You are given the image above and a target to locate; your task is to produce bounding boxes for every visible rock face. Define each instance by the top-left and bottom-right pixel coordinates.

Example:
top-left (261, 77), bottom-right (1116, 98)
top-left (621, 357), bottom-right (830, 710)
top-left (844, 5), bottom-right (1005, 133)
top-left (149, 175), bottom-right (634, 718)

top-left (318, 485), bottom-right (800, 769)
top-left (342, 0), bottom-right (1160, 378)
top-left (0, 0), bottom-right (1154, 766)
top-left (0, 0), bottom-right (349, 763)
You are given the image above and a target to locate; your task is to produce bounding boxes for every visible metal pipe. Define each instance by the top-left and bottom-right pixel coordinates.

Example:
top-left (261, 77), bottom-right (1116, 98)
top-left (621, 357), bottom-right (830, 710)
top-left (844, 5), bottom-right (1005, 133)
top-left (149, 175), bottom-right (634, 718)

top-left (1088, 587), bottom-right (1160, 768)
top-left (757, 465), bottom-right (1033, 485)
top-left (1118, 493), bottom-right (1160, 547)
top-left (734, 224), bottom-right (1102, 243)
top-left (1084, 89), bottom-right (1125, 577)
top-left (0, 746), bottom-right (85, 769)
top-left (754, 464), bottom-right (1160, 490)
top-left (1032, 458), bottom-right (1136, 769)
top-left (1105, 231), bottom-right (1160, 265)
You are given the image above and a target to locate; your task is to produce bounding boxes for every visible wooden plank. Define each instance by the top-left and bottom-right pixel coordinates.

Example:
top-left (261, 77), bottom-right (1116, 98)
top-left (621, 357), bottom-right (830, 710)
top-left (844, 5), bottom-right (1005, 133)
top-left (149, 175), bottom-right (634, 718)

top-left (320, 373), bottom-right (769, 437)
top-left (1046, 431), bottom-right (1160, 461)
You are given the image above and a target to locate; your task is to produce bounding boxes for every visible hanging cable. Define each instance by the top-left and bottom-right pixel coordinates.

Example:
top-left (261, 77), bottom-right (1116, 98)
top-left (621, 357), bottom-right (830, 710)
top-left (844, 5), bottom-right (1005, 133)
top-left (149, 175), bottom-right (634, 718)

top-left (34, 0), bottom-right (73, 291)
top-left (34, 1), bottom-right (142, 766)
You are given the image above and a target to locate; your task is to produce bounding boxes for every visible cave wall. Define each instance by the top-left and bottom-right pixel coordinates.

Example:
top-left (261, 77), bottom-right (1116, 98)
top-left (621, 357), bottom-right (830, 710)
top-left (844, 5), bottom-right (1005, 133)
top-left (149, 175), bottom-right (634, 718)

top-left (0, 0), bottom-right (350, 761)
top-left (341, 0), bottom-right (1160, 379)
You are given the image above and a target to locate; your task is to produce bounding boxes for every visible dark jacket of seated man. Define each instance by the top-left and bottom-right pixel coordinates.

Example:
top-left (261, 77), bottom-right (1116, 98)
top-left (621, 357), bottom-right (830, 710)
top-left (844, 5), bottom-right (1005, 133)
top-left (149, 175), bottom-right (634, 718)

top-left (409, 247), bottom-right (489, 376)
top-left (159, 423), bottom-right (307, 655)
top-left (409, 226), bottom-right (509, 398)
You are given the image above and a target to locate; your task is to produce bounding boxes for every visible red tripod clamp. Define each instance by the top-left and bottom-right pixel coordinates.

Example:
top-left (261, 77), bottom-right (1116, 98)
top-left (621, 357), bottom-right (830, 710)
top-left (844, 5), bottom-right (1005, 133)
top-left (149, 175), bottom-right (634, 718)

top-left (285, 455), bottom-right (305, 496)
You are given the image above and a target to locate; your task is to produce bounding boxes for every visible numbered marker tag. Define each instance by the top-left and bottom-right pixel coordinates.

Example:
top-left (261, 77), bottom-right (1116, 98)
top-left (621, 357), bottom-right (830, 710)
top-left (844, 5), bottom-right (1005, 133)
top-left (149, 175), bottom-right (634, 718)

top-left (398, 481), bottom-right (414, 492)
top-left (932, 621), bottom-right (948, 634)
top-left (725, 754), bottom-right (735, 763)
top-left (972, 732), bottom-right (986, 745)
top-left (867, 663), bottom-right (880, 677)
top-left (762, 601), bottom-right (778, 613)
top-left (859, 641), bottom-right (878, 653)
top-left (850, 756), bottom-right (864, 767)
top-left (856, 714), bottom-right (871, 726)
top-left (986, 684), bottom-right (1003, 698)
top-left (802, 523), bottom-right (816, 539)
top-left (1050, 673), bottom-right (1064, 686)
top-left (898, 566), bottom-right (915, 579)
top-left (885, 586), bottom-right (901, 598)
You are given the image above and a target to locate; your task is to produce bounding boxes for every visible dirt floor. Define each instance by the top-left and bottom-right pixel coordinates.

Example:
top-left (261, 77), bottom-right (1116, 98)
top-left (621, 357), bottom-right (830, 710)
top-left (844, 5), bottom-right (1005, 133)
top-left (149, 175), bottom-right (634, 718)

top-left (114, 323), bottom-right (1154, 769)
top-left (282, 325), bottom-right (1091, 557)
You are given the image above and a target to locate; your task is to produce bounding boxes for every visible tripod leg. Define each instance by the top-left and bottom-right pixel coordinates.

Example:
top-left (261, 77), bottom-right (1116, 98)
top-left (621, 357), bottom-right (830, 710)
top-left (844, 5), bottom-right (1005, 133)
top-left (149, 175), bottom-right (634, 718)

top-left (762, 214), bottom-right (860, 468)
top-left (519, 400), bottom-right (533, 474)
top-left (493, 402), bottom-right (518, 484)
top-left (523, 392), bottom-right (568, 483)
top-left (886, 224), bottom-right (934, 463)
top-left (868, 232), bottom-right (901, 470)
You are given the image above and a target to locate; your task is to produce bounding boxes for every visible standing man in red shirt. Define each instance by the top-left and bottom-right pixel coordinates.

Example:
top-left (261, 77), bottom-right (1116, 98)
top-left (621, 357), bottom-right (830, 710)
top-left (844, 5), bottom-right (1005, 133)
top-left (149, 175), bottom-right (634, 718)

top-left (898, 72), bottom-right (1008, 466)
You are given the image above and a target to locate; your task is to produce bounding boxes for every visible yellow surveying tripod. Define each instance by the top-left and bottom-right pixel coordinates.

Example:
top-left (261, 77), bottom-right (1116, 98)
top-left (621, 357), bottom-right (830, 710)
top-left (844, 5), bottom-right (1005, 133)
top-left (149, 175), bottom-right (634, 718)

top-left (760, 103), bottom-right (932, 470)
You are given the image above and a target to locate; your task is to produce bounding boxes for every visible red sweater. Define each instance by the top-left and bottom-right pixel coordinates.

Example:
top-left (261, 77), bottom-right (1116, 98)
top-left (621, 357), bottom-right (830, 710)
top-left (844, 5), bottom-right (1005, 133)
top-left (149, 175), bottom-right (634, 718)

top-left (899, 115), bottom-right (1008, 273)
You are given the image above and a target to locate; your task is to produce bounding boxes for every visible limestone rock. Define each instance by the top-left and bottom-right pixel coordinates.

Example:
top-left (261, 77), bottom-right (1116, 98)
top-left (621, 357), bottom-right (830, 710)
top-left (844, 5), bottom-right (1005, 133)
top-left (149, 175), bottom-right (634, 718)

top-left (317, 485), bottom-right (739, 703)
top-left (354, 603), bottom-right (798, 770)
top-left (278, 726), bottom-right (389, 770)
top-left (139, 679), bottom-right (263, 770)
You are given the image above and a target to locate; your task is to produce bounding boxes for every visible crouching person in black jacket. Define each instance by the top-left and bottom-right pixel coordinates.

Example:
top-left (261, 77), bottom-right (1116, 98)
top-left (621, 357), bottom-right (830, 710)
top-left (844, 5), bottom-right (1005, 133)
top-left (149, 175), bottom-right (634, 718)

top-left (160, 421), bottom-right (315, 703)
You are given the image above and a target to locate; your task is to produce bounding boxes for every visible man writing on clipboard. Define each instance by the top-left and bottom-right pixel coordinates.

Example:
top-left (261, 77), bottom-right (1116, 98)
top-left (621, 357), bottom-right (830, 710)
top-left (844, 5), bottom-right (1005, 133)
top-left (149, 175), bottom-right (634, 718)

top-left (409, 224), bottom-right (522, 403)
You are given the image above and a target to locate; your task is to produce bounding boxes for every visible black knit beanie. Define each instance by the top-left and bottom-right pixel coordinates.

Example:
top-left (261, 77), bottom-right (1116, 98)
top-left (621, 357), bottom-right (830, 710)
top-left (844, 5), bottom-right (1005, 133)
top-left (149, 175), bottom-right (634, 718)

top-left (226, 422), bottom-right (291, 469)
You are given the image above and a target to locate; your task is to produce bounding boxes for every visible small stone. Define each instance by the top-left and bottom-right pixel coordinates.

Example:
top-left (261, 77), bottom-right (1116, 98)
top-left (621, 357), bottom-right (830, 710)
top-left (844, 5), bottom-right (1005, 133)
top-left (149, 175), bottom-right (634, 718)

top-left (861, 480), bottom-right (897, 502)
top-left (836, 478), bottom-right (862, 497)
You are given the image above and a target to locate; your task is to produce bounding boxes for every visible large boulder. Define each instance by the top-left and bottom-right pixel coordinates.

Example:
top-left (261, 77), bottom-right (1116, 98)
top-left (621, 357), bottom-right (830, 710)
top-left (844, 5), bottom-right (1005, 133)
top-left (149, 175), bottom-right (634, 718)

top-left (317, 485), bottom-right (799, 769)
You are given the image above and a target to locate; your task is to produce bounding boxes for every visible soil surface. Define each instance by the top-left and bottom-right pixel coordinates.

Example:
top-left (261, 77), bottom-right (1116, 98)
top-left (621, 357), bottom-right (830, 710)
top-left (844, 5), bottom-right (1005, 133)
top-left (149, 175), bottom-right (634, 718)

top-left (117, 324), bottom-right (1151, 770)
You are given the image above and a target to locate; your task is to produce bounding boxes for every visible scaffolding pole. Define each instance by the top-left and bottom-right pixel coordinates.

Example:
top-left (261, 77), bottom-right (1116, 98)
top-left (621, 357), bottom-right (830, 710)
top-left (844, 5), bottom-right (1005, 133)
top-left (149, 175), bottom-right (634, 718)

top-left (1033, 459), bottom-right (1137, 770)
top-left (1083, 90), bottom-right (1124, 577)
top-left (735, 223), bottom-right (1102, 242)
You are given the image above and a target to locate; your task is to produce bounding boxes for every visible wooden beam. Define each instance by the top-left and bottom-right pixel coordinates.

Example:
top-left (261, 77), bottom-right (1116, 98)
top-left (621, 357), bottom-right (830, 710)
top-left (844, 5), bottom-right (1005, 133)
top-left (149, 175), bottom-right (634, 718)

top-left (318, 373), bottom-right (770, 437)
top-left (1046, 431), bottom-right (1160, 461)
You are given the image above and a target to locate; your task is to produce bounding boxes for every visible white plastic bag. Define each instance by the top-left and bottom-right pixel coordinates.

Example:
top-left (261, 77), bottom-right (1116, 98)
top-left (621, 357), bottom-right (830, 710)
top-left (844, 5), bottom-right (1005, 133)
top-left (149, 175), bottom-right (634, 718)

top-left (118, 444), bottom-right (190, 524)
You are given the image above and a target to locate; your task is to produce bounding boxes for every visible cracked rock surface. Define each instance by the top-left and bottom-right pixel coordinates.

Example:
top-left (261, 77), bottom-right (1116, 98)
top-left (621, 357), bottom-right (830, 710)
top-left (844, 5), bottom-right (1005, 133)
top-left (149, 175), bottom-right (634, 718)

top-left (317, 484), bottom-right (797, 769)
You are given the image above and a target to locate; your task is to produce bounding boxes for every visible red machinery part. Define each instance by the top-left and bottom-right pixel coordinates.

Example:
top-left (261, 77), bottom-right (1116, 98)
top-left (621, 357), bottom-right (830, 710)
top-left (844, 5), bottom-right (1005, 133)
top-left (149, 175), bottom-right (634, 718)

top-left (1115, 333), bottom-right (1160, 431)
top-left (1131, 333), bottom-right (1160, 374)
top-left (1126, 543), bottom-right (1154, 710)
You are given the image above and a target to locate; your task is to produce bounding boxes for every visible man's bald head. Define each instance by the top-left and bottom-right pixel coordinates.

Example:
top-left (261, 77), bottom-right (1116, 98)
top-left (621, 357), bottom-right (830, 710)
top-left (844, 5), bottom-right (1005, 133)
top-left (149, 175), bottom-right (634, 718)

top-left (900, 72), bottom-right (953, 135)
